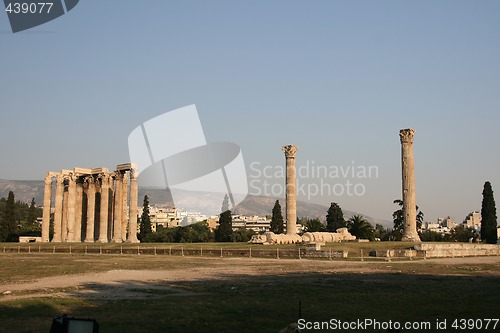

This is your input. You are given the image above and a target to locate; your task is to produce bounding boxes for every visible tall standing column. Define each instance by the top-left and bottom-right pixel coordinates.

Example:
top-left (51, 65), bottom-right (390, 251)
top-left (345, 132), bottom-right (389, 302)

top-left (112, 172), bottom-right (123, 243)
top-left (61, 180), bottom-right (69, 242)
top-left (282, 145), bottom-right (299, 235)
top-left (98, 173), bottom-right (110, 243)
top-left (66, 173), bottom-right (77, 242)
top-left (84, 176), bottom-right (96, 243)
top-left (41, 174), bottom-right (52, 242)
top-left (74, 179), bottom-right (83, 242)
top-left (52, 174), bottom-right (64, 242)
top-left (400, 128), bottom-right (421, 242)
top-left (121, 172), bottom-right (129, 241)
top-left (127, 166), bottom-right (139, 243)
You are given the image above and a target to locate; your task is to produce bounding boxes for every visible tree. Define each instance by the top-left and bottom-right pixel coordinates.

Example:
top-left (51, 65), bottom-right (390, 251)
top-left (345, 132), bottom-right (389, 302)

top-left (27, 198), bottom-right (37, 226)
top-left (215, 211), bottom-right (233, 242)
top-left (347, 215), bottom-right (375, 241)
top-left (215, 194), bottom-right (233, 242)
top-left (3, 191), bottom-right (18, 242)
top-left (326, 202), bottom-right (345, 232)
top-left (481, 181), bottom-right (498, 244)
top-left (139, 195), bottom-right (152, 241)
top-left (303, 218), bottom-right (326, 232)
top-left (270, 200), bottom-right (284, 234)
top-left (392, 199), bottom-right (424, 240)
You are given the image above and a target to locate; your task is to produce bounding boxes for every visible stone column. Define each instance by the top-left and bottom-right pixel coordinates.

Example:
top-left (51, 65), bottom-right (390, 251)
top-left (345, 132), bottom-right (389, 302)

top-left (400, 128), bottom-right (421, 242)
top-left (74, 179), bottom-right (84, 242)
top-left (112, 172), bottom-right (123, 243)
top-left (52, 174), bottom-right (64, 243)
top-left (66, 173), bottom-right (77, 242)
top-left (127, 166), bottom-right (139, 243)
top-left (41, 174), bottom-right (52, 242)
top-left (61, 180), bottom-right (69, 242)
top-left (121, 172), bottom-right (129, 241)
top-left (282, 145), bottom-right (299, 235)
top-left (84, 176), bottom-right (96, 243)
top-left (97, 173), bottom-right (110, 243)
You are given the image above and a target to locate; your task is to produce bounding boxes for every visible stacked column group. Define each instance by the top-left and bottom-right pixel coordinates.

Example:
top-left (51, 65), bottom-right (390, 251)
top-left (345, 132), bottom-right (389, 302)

top-left (41, 163), bottom-right (139, 243)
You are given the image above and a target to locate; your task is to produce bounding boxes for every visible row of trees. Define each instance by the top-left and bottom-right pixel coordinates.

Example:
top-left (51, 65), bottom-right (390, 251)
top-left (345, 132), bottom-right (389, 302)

top-left (0, 191), bottom-right (42, 242)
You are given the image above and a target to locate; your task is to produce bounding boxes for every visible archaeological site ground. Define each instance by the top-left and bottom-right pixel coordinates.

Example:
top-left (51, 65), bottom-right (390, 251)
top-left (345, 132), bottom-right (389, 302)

top-left (1, 242), bottom-right (499, 333)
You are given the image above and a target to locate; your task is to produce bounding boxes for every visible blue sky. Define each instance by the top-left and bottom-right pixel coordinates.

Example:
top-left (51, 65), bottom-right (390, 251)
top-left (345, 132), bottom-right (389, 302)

top-left (1, 1), bottom-right (499, 222)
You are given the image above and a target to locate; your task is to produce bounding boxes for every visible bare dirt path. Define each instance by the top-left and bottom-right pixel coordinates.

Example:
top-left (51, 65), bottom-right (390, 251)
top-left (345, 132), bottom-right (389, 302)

top-left (1, 256), bottom-right (499, 302)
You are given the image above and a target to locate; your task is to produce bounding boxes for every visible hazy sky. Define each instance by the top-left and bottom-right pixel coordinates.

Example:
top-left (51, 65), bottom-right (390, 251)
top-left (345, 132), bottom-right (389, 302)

top-left (1, 1), bottom-right (499, 223)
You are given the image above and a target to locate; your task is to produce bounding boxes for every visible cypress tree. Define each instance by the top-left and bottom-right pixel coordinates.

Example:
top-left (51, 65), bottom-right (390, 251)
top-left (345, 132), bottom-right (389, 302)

top-left (27, 198), bottom-right (37, 226)
top-left (326, 202), bottom-right (345, 232)
top-left (270, 200), bottom-right (284, 234)
top-left (481, 181), bottom-right (498, 244)
top-left (5, 191), bottom-right (18, 242)
top-left (215, 194), bottom-right (233, 242)
top-left (139, 195), bottom-right (152, 241)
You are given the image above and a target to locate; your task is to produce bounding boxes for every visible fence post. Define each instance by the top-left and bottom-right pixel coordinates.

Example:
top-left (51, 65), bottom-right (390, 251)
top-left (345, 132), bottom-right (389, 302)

top-left (181, 246), bottom-right (184, 256)
top-left (276, 247), bottom-right (280, 259)
top-left (85, 245), bottom-right (87, 255)
top-left (298, 248), bottom-right (301, 260)
top-left (69, 246), bottom-right (72, 254)
top-left (28, 245), bottom-right (31, 254)
top-left (53, 245), bottom-right (55, 254)
top-left (169, 246), bottom-right (172, 256)
top-left (18, 246), bottom-right (20, 253)
top-left (120, 245), bottom-right (123, 255)
top-left (154, 246), bottom-right (157, 255)
top-left (100, 246), bottom-right (102, 255)
top-left (39, 245), bottom-right (41, 253)
top-left (220, 247), bottom-right (223, 258)
top-left (200, 246), bottom-right (203, 256)
top-left (137, 246), bottom-right (140, 255)
top-left (249, 247), bottom-right (252, 258)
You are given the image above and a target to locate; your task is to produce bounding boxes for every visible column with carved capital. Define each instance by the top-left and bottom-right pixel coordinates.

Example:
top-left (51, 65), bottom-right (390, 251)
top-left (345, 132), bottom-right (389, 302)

top-left (282, 145), bottom-right (299, 235)
top-left (121, 172), bottom-right (129, 241)
top-left (112, 172), bottom-right (123, 243)
top-left (74, 178), bottom-right (84, 242)
top-left (97, 173), bottom-right (110, 243)
top-left (127, 166), bottom-right (139, 243)
top-left (41, 174), bottom-right (52, 242)
top-left (400, 129), bottom-right (421, 242)
top-left (84, 176), bottom-right (96, 242)
top-left (66, 173), bottom-right (77, 242)
top-left (52, 174), bottom-right (64, 242)
top-left (61, 179), bottom-right (69, 242)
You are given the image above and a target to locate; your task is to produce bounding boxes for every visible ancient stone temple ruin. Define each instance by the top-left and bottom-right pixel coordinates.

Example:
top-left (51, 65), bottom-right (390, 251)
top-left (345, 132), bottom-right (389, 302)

top-left (41, 163), bottom-right (139, 243)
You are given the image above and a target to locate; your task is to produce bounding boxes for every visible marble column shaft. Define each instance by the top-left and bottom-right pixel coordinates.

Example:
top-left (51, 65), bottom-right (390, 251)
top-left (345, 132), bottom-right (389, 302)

top-left (52, 174), bottom-right (64, 243)
top-left (66, 174), bottom-right (77, 242)
top-left (121, 172), bottom-right (129, 241)
top-left (84, 177), bottom-right (96, 242)
top-left (282, 145), bottom-right (299, 235)
top-left (400, 128), bottom-right (421, 242)
top-left (74, 180), bottom-right (83, 242)
top-left (127, 167), bottom-right (139, 243)
top-left (112, 172), bottom-right (123, 243)
top-left (98, 174), bottom-right (110, 243)
top-left (41, 174), bottom-right (52, 242)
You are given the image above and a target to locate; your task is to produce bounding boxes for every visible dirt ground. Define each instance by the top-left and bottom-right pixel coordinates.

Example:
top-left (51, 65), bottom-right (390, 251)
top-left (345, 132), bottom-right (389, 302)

top-left (1, 256), bottom-right (499, 302)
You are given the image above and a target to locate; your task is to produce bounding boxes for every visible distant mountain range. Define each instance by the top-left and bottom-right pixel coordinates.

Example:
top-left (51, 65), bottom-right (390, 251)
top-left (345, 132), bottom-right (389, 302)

top-left (0, 179), bottom-right (392, 228)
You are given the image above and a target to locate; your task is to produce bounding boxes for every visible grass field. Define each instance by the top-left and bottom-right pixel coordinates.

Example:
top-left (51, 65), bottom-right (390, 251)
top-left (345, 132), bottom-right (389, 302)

top-left (0, 242), bottom-right (499, 333)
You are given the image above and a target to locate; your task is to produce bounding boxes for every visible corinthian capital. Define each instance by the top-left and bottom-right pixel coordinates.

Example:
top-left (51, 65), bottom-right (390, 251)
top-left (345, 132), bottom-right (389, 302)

top-left (282, 145), bottom-right (299, 158)
top-left (399, 128), bottom-right (416, 144)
